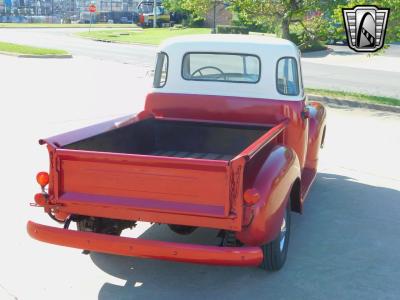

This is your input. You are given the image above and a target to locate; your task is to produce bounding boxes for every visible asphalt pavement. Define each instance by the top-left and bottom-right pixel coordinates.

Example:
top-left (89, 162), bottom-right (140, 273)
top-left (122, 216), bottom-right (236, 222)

top-left (0, 52), bottom-right (399, 300)
top-left (0, 28), bottom-right (399, 98)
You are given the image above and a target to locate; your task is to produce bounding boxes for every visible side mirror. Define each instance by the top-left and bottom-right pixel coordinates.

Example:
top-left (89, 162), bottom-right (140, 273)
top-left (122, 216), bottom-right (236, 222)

top-left (302, 106), bottom-right (311, 119)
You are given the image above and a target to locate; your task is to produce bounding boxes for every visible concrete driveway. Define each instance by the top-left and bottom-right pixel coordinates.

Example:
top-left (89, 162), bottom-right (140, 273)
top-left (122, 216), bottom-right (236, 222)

top-left (0, 55), bottom-right (399, 300)
top-left (301, 44), bottom-right (400, 98)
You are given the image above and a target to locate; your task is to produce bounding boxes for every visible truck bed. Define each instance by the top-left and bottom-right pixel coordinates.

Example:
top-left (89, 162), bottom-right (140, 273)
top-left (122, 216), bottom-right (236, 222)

top-left (42, 117), bottom-right (284, 231)
top-left (63, 118), bottom-right (270, 161)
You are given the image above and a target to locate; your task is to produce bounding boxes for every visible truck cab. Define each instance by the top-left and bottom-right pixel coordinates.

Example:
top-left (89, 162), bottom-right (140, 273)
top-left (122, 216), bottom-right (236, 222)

top-left (28, 35), bottom-right (326, 271)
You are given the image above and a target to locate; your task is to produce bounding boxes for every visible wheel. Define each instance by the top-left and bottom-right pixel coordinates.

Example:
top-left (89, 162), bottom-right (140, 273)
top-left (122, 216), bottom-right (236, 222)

top-left (168, 224), bottom-right (197, 235)
top-left (77, 217), bottom-right (135, 236)
top-left (260, 201), bottom-right (291, 271)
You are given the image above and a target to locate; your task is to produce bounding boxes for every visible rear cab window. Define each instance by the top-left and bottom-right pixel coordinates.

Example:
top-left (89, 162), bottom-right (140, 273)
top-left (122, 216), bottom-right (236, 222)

top-left (276, 57), bottom-right (300, 96)
top-left (182, 52), bottom-right (261, 83)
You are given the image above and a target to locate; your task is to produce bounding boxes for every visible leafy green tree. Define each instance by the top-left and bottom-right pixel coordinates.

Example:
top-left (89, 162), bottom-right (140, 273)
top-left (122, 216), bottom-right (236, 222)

top-left (289, 15), bottom-right (330, 49)
top-left (164, 0), bottom-right (215, 17)
top-left (164, 0), bottom-right (213, 26)
top-left (230, 0), bottom-right (334, 40)
top-left (182, 0), bottom-right (215, 17)
top-left (163, 0), bottom-right (185, 12)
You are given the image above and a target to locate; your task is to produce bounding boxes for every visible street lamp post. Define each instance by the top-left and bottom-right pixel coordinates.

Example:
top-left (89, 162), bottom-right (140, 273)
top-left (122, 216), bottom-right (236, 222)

top-left (212, 0), bottom-right (216, 33)
top-left (153, 0), bottom-right (156, 28)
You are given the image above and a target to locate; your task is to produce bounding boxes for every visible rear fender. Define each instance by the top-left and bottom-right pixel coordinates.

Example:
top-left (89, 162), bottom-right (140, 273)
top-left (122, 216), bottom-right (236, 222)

top-left (236, 145), bottom-right (300, 246)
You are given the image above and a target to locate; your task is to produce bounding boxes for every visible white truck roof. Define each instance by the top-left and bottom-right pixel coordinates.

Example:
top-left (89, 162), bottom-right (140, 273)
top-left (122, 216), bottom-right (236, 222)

top-left (161, 34), bottom-right (298, 52)
top-left (154, 34), bottom-right (303, 101)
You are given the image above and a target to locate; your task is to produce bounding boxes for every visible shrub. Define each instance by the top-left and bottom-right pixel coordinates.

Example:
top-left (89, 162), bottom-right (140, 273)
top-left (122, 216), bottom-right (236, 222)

top-left (232, 19), bottom-right (274, 34)
top-left (216, 25), bottom-right (249, 34)
top-left (173, 24), bottom-right (185, 29)
top-left (289, 16), bottom-right (329, 51)
top-left (188, 16), bottom-right (205, 27)
top-left (300, 40), bottom-right (326, 52)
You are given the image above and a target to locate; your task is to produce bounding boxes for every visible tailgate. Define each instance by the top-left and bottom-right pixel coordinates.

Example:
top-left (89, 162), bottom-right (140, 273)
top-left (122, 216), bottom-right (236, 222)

top-left (52, 149), bottom-right (244, 226)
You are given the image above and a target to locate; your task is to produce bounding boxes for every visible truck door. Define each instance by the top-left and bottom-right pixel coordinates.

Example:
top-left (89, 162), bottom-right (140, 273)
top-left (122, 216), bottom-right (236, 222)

top-left (276, 56), bottom-right (308, 168)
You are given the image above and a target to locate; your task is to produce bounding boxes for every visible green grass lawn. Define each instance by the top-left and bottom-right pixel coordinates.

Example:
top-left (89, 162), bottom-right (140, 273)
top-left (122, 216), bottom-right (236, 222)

top-left (306, 88), bottom-right (400, 107)
top-left (0, 41), bottom-right (69, 56)
top-left (77, 28), bottom-right (211, 45)
top-left (0, 23), bottom-right (138, 28)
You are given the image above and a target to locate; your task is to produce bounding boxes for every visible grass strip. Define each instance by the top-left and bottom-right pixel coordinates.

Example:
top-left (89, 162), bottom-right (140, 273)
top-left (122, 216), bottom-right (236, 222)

top-left (77, 28), bottom-right (211, 45)
top-left (0, 41), bottom-right (68, 56)
top-left (306, 88), bottom-right (400, 107)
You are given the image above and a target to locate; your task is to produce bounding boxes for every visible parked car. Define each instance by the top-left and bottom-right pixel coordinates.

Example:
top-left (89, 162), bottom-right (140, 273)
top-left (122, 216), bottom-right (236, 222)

top-left (120, 17), bottom-right (130, 24)
top-left (137, 0), bottom-right (170, 27)
top-left (28, 35), bottom-right (326, 271)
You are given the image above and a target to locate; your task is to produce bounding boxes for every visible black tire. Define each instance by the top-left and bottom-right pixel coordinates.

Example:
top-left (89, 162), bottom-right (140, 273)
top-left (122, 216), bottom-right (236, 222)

top-left (168, 224), bottom-right (197, 235)
top-left (260, 201), bottom-right (291, 271)
top-left (77, 217), bottom-right (133, 236)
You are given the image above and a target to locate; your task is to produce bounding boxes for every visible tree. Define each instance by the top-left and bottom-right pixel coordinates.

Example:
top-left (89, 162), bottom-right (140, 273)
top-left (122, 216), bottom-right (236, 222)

top-left (164, 0), bottom-right (214, 17)
top-left (230, 0), bottom-right (334, 40)
top-left (182, 0), bottom-right (215, 17)
top-left (163, 0), bottom-right (186, 14)
top-left (163, 0), bottom-right (214, 27)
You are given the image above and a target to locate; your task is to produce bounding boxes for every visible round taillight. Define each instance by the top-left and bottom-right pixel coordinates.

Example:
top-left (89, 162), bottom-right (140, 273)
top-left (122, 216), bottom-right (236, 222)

top-left (34, 193), bottom-right (46, 206)
top-left (36, 172), bottom-right (49, 188)
top-left (243, 188), bottom-right (260, 205)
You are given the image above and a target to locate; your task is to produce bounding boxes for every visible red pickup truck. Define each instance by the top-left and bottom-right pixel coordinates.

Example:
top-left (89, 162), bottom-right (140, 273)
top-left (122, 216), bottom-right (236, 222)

top-left (28, 35), bottom-right (326, 271)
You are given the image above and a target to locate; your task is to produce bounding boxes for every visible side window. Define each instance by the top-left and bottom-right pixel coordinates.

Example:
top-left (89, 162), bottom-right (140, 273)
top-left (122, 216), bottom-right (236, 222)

top-left (153, 52), bottom-right (168, 88)
top-left (276, 57), bottom-right (299, 96)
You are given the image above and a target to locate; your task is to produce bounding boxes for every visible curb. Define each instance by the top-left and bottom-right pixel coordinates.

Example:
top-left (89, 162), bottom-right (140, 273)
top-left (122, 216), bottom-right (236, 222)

top-left (0, 51), bottom-right (72, 59)
top-left (19, 54), bottom-right (73, 58)
top-left (308, 94), bottom-right (400, 114)
top-left (0, 26), bottom-right (138, 29)
top-left (91, 38), bottom-right (156, 47)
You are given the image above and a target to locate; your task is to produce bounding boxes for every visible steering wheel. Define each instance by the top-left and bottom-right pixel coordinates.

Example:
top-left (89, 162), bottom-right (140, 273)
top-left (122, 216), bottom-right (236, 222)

top-left (191, 66), bottom-right (226, 80)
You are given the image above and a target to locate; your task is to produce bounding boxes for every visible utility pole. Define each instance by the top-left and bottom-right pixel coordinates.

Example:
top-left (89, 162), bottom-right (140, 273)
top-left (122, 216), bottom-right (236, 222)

top-left (212, 0), bottom-right (216, 33)
top-left (110, 0), bottom-right (113, 22)
top-left (152, 0), bottom-right (156, 28)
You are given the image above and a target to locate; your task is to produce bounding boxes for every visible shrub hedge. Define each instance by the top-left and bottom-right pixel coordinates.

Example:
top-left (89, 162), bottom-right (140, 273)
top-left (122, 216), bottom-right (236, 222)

top-left (216, 25), bottom-right (249, 34)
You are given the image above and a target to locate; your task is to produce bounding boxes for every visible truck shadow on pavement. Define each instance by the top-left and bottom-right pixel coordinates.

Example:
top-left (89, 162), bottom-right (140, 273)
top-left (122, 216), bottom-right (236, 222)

top-left (91, 172), bottom-right (400, 300)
